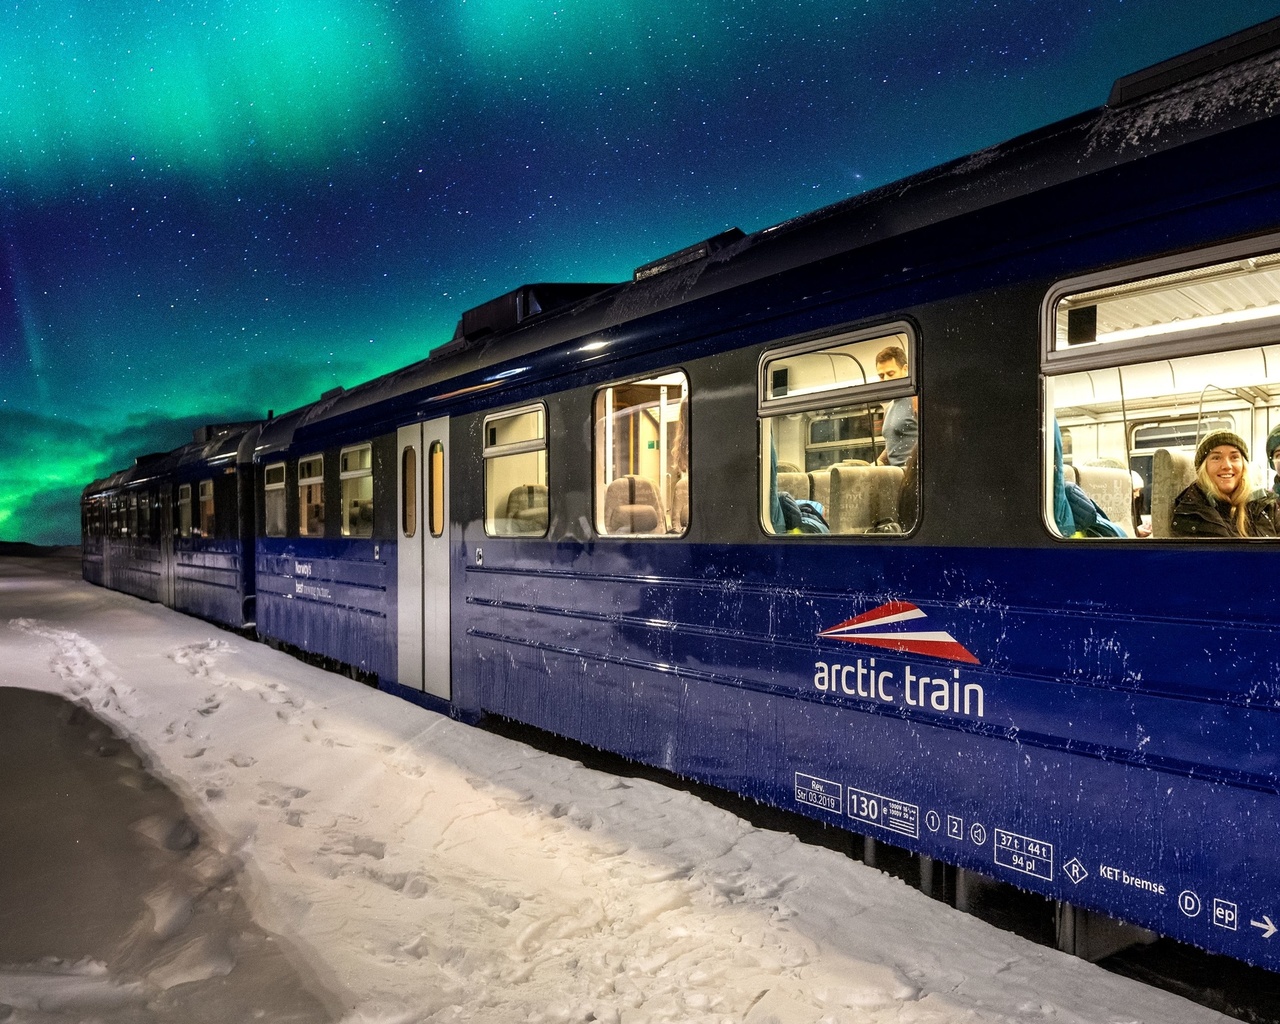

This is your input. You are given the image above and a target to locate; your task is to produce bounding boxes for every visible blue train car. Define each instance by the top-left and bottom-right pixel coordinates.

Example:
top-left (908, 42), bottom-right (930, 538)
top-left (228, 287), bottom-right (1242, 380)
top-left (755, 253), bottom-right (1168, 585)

top-left (87, 19), bottom-right (1280, 972)
top-left (82, 422), bottom-right (260, 629)
top-left (250, 400), bottom-right (397, 678)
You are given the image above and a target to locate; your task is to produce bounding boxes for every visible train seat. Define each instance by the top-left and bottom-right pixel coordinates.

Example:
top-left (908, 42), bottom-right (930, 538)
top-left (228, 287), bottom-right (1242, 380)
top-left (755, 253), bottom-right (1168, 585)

top-left (1151, 448), bottom-right (1196, 538)
top-left (777, 471), bottom-right (810, 500)
top-left (808, 469), bottom-right (831, 511)
top-left (604, 475), bottom-right (663, 534)
top-left (829, 464), bottom-right (904, 533)
top-left (505, 484), bottom-right (549, 534)
top-left (1073, 464), bottom-right (1135, 536)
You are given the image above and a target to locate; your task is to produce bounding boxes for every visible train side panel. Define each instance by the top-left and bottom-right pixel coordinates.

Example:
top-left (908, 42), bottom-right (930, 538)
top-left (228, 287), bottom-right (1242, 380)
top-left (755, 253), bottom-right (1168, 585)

top-left (443, 141), bottom-right (1280, 968)
top-left (253, 433), bottom-right (398, 679)
top-left (454, 539), bottom-right (1280, 970)
top-left (170, 538), bottom-right (249, 628)
top-left (255, 538), bottom-right (395, 678)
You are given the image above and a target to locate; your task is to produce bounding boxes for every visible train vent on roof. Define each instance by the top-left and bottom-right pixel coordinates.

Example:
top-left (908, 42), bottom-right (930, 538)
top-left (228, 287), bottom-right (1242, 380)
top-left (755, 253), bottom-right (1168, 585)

top-left (448, 282), bottom-right (614, 347)
top-left (1107, 15), bottom-right (1280, 106)
top-left (192, 421), bottom-right (257, 444)
top-left (633, 228), bottom-right (746, 282)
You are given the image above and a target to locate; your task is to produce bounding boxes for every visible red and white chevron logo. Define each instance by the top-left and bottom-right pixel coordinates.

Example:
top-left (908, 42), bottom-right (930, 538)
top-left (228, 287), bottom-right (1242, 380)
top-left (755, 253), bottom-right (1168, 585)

top-left (818, 601), bottom-right (980, 664)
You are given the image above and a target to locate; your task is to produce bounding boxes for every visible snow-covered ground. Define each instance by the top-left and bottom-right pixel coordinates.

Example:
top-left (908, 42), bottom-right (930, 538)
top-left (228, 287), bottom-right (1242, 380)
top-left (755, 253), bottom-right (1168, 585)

top-left (0, 554), bottom-right (1234, 1024)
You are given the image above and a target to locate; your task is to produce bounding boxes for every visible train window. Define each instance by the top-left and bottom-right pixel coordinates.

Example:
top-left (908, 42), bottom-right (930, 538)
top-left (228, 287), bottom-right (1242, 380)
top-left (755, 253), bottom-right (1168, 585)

top-left (483, 404), bottom-right (547, 537)
top-left (1045, 246), bottom-right (1280, 540)
top-left (264, 463), bottom-right (286, 537)
top-left (298, 455), bottom-right (324, 537)
top-left (198, 480), bottom-right (215, 537)
top-left (127, 494), bottom-right (138, 539)
top-left (178, 484), bottom-right (192, 538)
top-left (758, 324), bottom-right (918, 535)
top-left (594, 372), bottom-right (688, 537)
top-left (429, 440), bottom-right (445, 538)
top-left (138, 490), bottom-right (152, 541)
top-left (340, 444), bottom-right (374, 538)
top-left (401, 447), bottom-right (417, 539)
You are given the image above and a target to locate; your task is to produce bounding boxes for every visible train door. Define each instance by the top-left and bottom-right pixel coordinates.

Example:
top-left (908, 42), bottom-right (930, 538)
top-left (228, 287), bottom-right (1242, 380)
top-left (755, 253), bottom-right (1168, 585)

top-left (396, 418), bottom-right (451, 699)
top-left (101, 497), bottom-right (114, 586)
top-left (159, 488), bottom-right (176, 607)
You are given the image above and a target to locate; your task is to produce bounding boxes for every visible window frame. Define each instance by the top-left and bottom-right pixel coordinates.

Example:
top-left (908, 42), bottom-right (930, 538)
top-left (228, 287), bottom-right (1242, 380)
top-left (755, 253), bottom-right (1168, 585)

top-left (264, 462), bottom-right (287, 538)
top-left (1041, 234), bottom-right (1280, 375)
top-left (339, 443), bottom-right (374, 538)
top-left (198, 478), bottom-right (215, 538)
top-left (757, 321), bottom-right (916, 418)
top-left (142, 489), bottom-right (155, 541)
top-left (1041, 232), bottom-right (1280, 541)
top-left (482, 402), bottom-right (548, 538)
top-left (757, 321), bottom-right (919, 538)
top-left (592, 370), bottom-right (689, 539)
top-left (298, 454), bottom-right (325, 538)
top-left (177, 483), bottom-right (192, 538)
top-left (401, 445), bottom-right (418, 539)
top-left (428, 440), bottom-right (445, 538)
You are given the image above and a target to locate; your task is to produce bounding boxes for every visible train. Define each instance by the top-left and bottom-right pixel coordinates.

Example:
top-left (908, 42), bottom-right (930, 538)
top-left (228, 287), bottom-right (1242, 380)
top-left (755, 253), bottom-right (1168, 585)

top-left (83, 18), bottom-right (1280, 972)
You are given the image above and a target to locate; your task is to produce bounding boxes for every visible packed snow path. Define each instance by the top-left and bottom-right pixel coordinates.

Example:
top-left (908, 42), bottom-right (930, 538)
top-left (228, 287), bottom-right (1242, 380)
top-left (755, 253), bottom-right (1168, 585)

top-left (0, 555), bottom-right (1234, 1024)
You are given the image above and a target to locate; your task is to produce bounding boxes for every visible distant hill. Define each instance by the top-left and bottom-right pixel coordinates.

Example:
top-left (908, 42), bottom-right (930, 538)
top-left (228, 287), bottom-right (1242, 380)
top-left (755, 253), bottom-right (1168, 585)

top-left (0, 541), bottom-right (81, 558)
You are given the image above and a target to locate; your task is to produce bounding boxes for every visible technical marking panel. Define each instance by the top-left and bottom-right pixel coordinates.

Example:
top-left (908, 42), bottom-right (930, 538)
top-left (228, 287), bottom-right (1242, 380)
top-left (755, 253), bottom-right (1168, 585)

top-left (847, 786), bottom-right (920, 839)
top-left (794, 773), bottom-right (843, 814)
top-left (994, 828), bottom-right (1054, 881)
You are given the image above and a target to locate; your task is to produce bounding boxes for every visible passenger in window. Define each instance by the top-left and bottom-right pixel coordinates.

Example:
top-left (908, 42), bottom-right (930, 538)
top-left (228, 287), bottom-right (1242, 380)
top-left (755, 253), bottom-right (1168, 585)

top-left (1051, 423), bottom-right (1075, 536)
top-left (1051, 420), bottom-right (1125, 537)
top-left (897, 444), bottom-right (919, 530)
top-left (768, 442), bottom-right (788, 534)
top-left (1268, 427), bottom-right (1280, 494)
top-left (1131, 472), bottom-right (1152, 538)
top-left (874, 345), bottom-right (918, 467)
top-left (1171, 432), bottom-right (1278, 539)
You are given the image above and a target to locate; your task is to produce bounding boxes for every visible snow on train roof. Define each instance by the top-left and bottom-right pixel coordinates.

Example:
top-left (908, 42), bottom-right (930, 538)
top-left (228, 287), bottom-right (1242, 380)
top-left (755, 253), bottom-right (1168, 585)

top-left (257, 20), bottom-right (1280, 452)
top-left (1089, 45), bottom-right (1280, 155)
top-left (84, 423), bottom-right (259, 497)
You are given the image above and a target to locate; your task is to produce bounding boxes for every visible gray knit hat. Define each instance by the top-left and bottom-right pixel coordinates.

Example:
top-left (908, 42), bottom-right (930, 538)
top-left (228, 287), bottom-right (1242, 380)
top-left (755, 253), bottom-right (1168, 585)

top-left (1267, 426), bottom-right (1280, 461)
top-left (1195, 430), bottom-right (1248, 468)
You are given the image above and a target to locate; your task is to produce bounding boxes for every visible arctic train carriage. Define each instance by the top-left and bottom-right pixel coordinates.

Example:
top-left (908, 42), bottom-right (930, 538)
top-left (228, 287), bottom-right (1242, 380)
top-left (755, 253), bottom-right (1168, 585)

top-left (81, 421), bottom-right (260, 628)
top-left (84, 20), bottom-right (1280, 971)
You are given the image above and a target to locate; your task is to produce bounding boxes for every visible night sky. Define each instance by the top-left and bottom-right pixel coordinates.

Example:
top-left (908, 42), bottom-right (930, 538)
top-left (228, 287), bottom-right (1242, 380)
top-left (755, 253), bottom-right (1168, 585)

top-left (3, 2), bottom-right (1279, 544)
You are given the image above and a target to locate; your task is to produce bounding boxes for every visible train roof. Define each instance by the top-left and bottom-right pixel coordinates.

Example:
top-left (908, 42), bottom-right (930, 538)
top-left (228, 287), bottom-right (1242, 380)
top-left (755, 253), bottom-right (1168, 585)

top-left (250, 16), bottom-right (1280, 454)
top-left (84, 422), bottom-right (261, 498)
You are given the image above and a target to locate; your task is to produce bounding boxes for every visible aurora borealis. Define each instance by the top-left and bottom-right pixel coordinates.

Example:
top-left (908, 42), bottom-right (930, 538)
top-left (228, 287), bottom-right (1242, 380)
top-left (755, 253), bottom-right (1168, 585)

top-left (3, 2), bottom-right (1278, 544)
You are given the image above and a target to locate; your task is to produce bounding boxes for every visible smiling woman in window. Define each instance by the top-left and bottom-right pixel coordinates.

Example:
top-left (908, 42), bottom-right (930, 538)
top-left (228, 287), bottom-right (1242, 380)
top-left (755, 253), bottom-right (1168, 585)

top-left (1171, 432), bottom-right (1279, 539)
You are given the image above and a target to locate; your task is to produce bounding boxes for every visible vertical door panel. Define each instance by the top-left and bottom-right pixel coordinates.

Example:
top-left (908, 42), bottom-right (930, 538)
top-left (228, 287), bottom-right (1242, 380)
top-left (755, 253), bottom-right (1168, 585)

top-left (161, 491), bottom-right (175, 607)
top-left (422, 419), bottom-right (451, 700)
top-left (396, 424), bottom-right (425, 689)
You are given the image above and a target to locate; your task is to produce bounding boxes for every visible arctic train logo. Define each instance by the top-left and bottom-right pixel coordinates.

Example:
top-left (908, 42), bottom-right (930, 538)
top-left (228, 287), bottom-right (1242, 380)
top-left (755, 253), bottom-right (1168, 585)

top-left (818, 601), bottom-right (980, 665)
